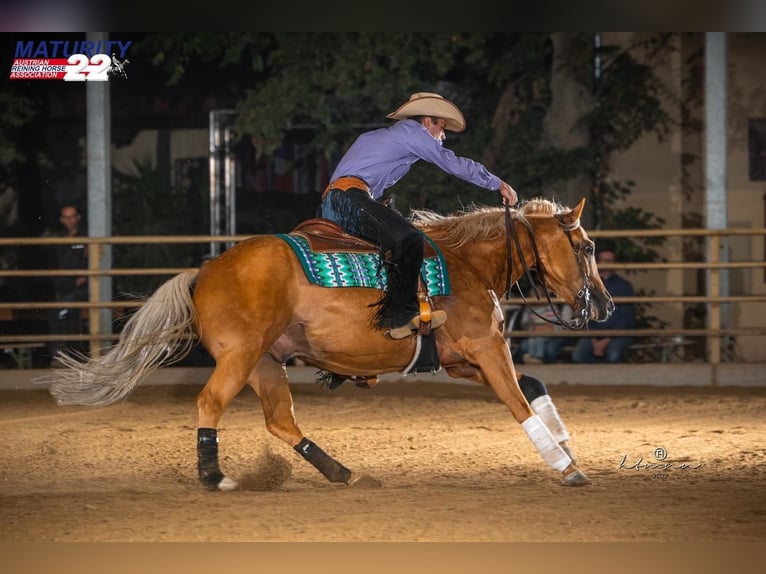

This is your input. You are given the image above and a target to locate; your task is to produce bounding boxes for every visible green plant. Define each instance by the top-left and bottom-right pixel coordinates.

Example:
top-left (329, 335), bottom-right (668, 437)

top-left (112, 158), bottom-right (207, 297)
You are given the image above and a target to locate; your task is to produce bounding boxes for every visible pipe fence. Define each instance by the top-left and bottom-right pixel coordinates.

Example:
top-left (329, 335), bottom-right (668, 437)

top-left (1, 228), bottom-right (765, 368)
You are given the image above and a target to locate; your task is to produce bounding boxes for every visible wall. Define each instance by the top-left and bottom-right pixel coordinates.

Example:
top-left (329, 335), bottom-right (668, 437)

top-left (606, 33), bottom-right (766, 361)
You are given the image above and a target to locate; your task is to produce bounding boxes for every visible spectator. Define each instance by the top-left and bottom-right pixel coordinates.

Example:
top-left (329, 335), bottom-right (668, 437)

top-left (572, 247), bottom-right (635, 363)
top-left (517, 293), bottom-right (571, 364)
top-left (46, 203), bottom-right (88, 363)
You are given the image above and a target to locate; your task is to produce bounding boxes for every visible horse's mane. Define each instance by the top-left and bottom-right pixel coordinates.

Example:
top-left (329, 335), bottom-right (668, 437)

top-left (411, 197), bottom-right (567, 248)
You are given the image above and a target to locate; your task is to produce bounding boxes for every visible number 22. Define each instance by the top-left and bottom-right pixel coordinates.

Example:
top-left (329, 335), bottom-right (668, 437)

top-left (63, 54), bottom-right (111, 82)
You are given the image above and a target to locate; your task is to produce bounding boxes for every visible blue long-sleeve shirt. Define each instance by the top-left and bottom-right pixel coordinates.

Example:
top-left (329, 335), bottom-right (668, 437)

top-left (331, 119), bottom-right (502, 200)
top-left (588, 273), bottom-right (635, 332)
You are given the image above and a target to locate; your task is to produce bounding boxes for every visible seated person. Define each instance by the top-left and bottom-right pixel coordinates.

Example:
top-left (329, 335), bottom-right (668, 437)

top-left (572, 247), bottom-right (635, 363)
top-left (517, 297), bottom-right (571, 364)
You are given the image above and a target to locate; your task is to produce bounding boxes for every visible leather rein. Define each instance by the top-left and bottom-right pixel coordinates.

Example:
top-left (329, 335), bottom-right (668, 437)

top-left (503, 203), bottom-right (592, 330)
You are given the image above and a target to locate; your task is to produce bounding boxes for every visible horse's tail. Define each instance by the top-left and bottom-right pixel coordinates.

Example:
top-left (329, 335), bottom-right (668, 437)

top-left (39, 270), bottom-right (200, 407)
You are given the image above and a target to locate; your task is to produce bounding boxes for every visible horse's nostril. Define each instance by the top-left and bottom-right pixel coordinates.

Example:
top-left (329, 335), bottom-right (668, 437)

top-left (607, 299), bottom-right (615, 314)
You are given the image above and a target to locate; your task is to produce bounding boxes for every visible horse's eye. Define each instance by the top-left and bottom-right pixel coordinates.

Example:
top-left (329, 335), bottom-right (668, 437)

top-left (583, 244), bottom-right (594, 256)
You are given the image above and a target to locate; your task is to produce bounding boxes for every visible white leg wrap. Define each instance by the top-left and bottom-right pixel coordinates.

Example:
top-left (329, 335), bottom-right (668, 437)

top-left (530, 395), bottom-right (571, 443)
top-left (521, 415), bottom-right (572, 472)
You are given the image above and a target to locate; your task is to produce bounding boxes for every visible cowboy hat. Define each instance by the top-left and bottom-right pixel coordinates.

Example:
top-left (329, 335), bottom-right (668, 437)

top-left (386, 92), bottom-right (466, 132)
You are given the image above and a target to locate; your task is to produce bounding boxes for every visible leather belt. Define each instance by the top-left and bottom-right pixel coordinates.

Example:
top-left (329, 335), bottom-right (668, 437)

top-left (322, 176), bottom-right (370, 199)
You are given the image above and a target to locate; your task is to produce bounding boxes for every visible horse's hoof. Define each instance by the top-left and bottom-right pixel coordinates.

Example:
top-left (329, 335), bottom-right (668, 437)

top-left (346, 473), bottom-right (382, 488)
top-left (218, 476), bottom-right (239, 491)
top-left (561, 469), bottom-right (591, 487)
top-left (346, 472), bottom-right (360, 486)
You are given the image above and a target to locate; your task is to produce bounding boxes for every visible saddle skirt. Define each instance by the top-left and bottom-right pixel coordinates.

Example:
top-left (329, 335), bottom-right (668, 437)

top-left (276, 218), bottom-right (450, 296)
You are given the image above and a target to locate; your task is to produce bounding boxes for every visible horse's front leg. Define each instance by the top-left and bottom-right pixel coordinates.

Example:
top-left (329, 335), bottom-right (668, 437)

top-left (456, 332), bottom-right (589, 486)
top-left (516, 373), bottom-right (578, 465)
top-left (249, 354), bottom-right (358, 485)
top-left (446, 364), bottom-right (578, 465)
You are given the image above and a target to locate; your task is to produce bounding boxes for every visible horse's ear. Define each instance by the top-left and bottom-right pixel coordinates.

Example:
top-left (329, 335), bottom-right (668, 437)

top-left (571, 197), bottom-right (586, 220)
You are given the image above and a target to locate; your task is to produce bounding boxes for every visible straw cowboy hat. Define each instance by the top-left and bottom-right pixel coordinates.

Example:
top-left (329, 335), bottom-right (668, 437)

top-left (386, 92), bottom-right (466, 132)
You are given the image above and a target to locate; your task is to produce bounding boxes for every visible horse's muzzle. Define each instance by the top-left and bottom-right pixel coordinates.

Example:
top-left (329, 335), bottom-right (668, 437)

top-left (607, 298), bottom-right (615, 315)
top-left (589, 294), bottom-right (614, 323)
top-left (568, 288), bottom-right (612, 328)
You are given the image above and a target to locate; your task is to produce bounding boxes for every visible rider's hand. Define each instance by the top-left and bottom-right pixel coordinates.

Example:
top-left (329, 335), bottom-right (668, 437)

top-left (499, 181), bottom-right (518, 206)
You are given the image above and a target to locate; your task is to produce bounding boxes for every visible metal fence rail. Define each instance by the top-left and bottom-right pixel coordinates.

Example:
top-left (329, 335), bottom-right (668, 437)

top-left (2, 228), bottom-right (766, 368)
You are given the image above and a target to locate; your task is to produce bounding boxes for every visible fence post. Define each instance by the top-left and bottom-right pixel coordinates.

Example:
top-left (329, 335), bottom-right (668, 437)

top-left (708, 234), bottom-right (721, 380)
top-left (88, 242), bottom-right (102, 358)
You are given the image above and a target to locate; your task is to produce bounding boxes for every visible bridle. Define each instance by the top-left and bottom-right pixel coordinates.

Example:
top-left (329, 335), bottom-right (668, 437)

top-left (503, 204), bottom-right (593, 330)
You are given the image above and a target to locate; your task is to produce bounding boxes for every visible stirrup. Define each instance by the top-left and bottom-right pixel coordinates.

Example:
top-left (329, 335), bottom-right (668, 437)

top-left (388, 310), bottom-right (447, 339)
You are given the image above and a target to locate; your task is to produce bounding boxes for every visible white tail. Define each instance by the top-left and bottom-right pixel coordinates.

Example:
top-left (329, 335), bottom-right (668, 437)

top-left (37, 270), bottom-right (200, 406)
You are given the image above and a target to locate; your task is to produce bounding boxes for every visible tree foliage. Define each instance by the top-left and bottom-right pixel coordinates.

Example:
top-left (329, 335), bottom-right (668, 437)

top-left (138, 33), bottom-right (676, 229)
top-left (112, 159), bottom-right (207, 296)
top-left (2, 33), bottom-right (680, 253)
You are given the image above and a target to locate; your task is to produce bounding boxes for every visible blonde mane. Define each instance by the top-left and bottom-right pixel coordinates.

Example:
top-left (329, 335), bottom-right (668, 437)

top-left (411, 197), bottom-right (568, 248)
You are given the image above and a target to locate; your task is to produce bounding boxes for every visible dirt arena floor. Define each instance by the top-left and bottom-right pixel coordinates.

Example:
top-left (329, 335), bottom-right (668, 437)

top-left (1, 378), bottom-right (765, 543)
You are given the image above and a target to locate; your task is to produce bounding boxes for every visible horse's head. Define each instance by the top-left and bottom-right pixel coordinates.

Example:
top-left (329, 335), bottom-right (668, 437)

top-left (410, 199), bottom-right (614, 329)
top-left (520, 197), bottom-right (613, 329)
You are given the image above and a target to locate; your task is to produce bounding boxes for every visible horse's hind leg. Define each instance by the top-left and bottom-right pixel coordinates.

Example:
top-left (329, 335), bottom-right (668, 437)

top-left (249, 355), bottom-right (356, 485)
top-left (196, 351), bottom-right (254, 491)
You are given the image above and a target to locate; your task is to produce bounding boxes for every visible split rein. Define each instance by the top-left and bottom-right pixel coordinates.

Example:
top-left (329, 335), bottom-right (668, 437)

top-left (503, 203), bottom-right (591, 330)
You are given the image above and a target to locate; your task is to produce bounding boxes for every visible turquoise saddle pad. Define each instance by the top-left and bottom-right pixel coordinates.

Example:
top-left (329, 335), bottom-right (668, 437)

top-left (275, 233), bottom-right (450, 297)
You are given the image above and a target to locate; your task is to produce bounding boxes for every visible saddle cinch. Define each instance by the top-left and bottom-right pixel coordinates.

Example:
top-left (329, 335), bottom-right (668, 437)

top-left (277, 218), bottom-right (448, 387)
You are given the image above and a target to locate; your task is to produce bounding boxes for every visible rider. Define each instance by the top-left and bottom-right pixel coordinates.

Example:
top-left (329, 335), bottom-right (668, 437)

top-left (320, 92), bottom-right (518, 339)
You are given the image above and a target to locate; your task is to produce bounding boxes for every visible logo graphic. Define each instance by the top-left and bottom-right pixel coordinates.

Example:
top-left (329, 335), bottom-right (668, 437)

top-left (618, 446), bottom-right (703, 480)
top-left (108, 55), bottom-right (130, 79)
top-left (9, 39), bottom-right (132, 81)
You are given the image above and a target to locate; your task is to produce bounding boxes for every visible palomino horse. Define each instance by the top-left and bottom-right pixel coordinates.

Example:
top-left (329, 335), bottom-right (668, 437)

top-left (42, 197), bottom-right (612, 490)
